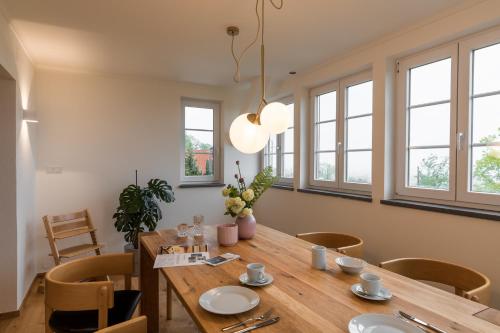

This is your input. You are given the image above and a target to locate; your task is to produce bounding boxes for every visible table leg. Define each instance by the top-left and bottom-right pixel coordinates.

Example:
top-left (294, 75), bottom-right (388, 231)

top-left (140, 242), bottom-right (159, 333)
top-left (166, 281), bottom-right (172, 320)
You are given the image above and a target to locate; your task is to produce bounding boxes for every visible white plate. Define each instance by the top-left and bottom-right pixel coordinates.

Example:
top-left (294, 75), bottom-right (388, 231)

top-left (349, 313), bottom-right (423, 333)
top-left (351, 283), bottom-right (392, 301)
top-left (199, 286), bottom-right (260, 315)
top-left (239, 273), bottom-right (274, 286)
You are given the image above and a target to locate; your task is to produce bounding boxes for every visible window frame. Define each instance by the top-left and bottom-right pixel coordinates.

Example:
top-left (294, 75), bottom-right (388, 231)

top-left (310, 80), bottom-right (340, 189)
top-left (262, 95), bottom-right (295, 185)
top-left (339, 70), bottom-right (373, 192)
top-left (395, 43), bottom-right (458, 201)
top-left (309, 72), bottom-right (374, 193)
top-left (457, 28), bottom-right (500, 206)
top-left (180, 98), bottom-right (221, 184)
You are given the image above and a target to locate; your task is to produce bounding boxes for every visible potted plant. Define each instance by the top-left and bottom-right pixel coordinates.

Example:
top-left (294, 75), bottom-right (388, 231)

top-left (222, 161), bottom-right (275, 239)
top-left (113, 177), bottom-right (175, 275)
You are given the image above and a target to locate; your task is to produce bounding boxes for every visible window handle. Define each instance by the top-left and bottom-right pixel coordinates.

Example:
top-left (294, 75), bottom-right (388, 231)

top-left (457, 132), bottom-right (465, 151)
top-left (337, 142), bottom-right (342, 154)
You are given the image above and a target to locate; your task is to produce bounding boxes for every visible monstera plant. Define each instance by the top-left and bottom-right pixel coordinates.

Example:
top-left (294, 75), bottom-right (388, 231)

top-left (113, 178), bottom-right (175, 249)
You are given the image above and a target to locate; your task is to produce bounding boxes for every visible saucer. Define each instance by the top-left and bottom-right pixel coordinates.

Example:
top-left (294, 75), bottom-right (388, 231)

top-left (351, 283), bottom-right (392, 301)
top-left (239, 273), bottom-right (274, 287)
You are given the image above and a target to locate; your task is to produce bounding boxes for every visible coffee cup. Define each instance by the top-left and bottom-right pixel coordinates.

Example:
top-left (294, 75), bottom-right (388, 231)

top-left (360, 272), bottom-right (382, 296)
top-left (247, 263), bottom-right (266, 283)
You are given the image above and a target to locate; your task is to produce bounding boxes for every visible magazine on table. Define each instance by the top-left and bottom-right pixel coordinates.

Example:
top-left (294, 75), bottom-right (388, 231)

top-left (153, 244), bottom-right (209, 268)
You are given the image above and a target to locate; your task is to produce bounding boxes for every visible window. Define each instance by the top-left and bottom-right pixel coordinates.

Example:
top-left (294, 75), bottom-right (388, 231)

top-left (457, 29), bottom-right (500, 206)
top-left (310, 71), bottom-right (373, 192)
top-left (263, 97), bottom-right (294, 184)
top-left (397, 27), bottom-right (500, 207)
top-left (181, 98), bottom-right (220, 183)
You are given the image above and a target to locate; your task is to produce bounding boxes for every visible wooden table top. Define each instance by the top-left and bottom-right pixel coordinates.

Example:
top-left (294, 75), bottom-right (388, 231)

top-left (140, 224), bottom-right (496, 333)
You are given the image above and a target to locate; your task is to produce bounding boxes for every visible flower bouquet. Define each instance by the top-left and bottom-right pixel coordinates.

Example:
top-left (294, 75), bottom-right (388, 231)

top-left (222, 161), bottom-right (275, 239)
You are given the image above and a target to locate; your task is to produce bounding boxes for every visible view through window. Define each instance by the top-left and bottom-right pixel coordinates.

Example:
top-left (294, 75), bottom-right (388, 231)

top-left (183, 101), bottom-right (219, 180)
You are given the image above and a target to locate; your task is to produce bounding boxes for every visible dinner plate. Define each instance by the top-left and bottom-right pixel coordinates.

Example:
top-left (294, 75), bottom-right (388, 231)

top-left (351, 283), bottom-right (392, 301)
top-left (239, 273), bottom-right (274, 286)
top-left (348, 313), bottom-right (423, 333)
top-left (199, 286), bottom-right (260, 315)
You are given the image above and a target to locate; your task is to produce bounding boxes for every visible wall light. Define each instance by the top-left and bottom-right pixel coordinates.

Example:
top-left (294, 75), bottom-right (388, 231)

top-left (23, 109), bottom-right (39, 123)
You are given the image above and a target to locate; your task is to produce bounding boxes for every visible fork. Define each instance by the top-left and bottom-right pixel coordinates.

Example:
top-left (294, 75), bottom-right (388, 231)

top-left (221, 309), bottom-right (273, 332)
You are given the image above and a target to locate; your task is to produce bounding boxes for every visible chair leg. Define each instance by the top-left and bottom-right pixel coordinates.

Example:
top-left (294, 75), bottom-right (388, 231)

top-left (166, 281), bottom-right (172, 320)
top-left (45, 305), bottom-right (53, 333)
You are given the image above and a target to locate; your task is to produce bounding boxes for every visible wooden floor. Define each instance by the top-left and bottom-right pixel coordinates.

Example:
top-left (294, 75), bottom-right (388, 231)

top-left (0, 275), bottom-right (199, 333)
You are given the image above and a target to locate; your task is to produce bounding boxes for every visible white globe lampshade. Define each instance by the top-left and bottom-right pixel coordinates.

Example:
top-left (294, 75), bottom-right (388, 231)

top-left (260, 102), bottom-right (289, 134)
top-left (229, 113), bottom-right (269, 154)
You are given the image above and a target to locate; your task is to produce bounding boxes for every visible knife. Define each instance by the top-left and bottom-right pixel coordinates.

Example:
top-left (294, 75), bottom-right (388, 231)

top-left (399, 311), bottom-right (447, 333)
top-left (233, 316), bottom-right (280, 333)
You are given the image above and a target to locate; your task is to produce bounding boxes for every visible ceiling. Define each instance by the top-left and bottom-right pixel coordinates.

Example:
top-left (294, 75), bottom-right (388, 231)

top-left (0, 0), bottom-right (477, 86)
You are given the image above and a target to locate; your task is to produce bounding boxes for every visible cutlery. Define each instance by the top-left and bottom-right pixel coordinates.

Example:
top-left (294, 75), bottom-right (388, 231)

top-left (233, 316), bottom-right (280, 333)
top-left (221, 309), bottom-right (273, 331)
top-left (399, 311), bottom-right (447, 333)
top-left (396, 314), bottom-right (431, 333)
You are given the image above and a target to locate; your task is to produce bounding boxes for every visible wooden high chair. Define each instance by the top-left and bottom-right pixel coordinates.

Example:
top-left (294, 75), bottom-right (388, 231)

top-left (43, 209), bottom-right (104, 265)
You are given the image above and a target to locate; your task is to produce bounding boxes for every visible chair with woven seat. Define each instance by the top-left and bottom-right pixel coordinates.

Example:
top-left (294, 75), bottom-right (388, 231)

top-left (296, 232), bottom-right (364, 258)
top-left (379, 258), bottom-right (491, 305)
top-left (45, 253), bottom-right (141, 333)
top-left (96, 316), bottom-right (147, 333)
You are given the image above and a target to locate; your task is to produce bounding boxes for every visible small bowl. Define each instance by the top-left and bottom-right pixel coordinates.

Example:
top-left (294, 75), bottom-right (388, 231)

top-left (335, 256), bottom-right (366, 275)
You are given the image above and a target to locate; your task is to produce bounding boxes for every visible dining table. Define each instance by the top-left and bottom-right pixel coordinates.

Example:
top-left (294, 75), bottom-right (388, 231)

top-left (139, 224), bottom-right (498, 333)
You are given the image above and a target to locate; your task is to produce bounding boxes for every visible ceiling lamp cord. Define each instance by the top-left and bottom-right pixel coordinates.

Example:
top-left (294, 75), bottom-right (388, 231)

top-left (230, 0), bottom-right (283, 84)
top-left (228, 0), bottom-right (288, 155)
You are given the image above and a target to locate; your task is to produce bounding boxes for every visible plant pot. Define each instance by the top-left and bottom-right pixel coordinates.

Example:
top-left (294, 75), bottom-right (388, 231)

top-left (217, 224), bottom-right (239, 246)
top-left (124, 243), bottom-right (140, 277)
top-left (235, 214), bottom-right (256, 239)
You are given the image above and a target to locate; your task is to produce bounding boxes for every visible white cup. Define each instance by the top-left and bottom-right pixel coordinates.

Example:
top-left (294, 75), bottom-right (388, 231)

top-left (311, 245), bottom-right (327, 270)
top-left (247, 263), bottom-right (266, 283)
top-left (360, 272), bottom-right (382, 296)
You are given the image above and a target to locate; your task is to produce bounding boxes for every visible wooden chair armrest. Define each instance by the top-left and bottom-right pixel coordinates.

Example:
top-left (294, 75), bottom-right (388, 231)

top-left (96, 316), bottom-right (147, 333)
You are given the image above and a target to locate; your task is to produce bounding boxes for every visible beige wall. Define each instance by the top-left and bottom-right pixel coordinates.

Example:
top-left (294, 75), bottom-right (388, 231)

top-left (34, 69), bottom-right (259, 272)
top-left (0, 12), bottom-right (36, 312)
top-left (257, 0), bottom-right (500, 307)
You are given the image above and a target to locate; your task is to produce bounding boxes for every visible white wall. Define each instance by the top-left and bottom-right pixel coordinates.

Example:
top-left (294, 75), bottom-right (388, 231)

top-left (257, 0), bottom-right (500, 307)
top-left (0, 12), bottom-right (36, 312)
top-left (34, 69), bottom-right (259, 272)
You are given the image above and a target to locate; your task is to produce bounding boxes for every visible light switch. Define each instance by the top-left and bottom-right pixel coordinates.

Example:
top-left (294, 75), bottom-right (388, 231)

top-left (46, 166), bottom-right (63, 174)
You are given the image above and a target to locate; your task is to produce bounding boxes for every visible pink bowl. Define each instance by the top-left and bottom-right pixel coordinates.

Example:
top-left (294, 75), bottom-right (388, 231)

top-left (217, 224), bottom-right (238, 246)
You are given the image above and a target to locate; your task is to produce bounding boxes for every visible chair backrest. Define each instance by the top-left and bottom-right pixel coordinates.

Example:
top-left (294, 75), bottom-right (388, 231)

top-left (44, 209), bottom-right (94, 235)
top-left (379, 258), bottom-right (491, 305)
top-left (296, 232), bottom-right (364, 258)
top-left (43, 209), bottom-right (102, 265)
top-left (96, 316), bottom-right (147, 333)
top-left (45, 253), bottom-right (134, 330)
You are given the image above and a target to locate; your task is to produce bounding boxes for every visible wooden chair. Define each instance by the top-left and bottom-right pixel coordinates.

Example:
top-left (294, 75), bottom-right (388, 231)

top-left (45, 253), bottom-right (141, 333)
top-left (296, 232), bottom-right (364, 258)
top-left (379, 258), bottom-right (491, 305)
top-left (96, 316), bottom-right (147, 333)
top-left (43, 209), bottom-right (104, 265)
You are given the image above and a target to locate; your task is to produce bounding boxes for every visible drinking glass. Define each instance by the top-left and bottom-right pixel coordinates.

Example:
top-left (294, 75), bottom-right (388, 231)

top-left (193, 215), bottom-right (204, 242)
top-left (177, 223), bottom-right (189, 239)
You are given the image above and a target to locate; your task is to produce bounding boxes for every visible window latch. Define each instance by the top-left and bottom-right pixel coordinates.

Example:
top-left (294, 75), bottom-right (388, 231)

top-left (457, 132), bottom-right (465, 151)
top-left (337, 142), bottom-right (342, 154)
